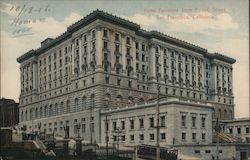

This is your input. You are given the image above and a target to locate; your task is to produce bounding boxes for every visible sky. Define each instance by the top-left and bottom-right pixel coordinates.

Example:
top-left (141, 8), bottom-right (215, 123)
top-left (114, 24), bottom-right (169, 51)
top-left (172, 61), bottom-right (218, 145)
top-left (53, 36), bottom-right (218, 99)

top-left (0, 0), bottom-right (249, 118)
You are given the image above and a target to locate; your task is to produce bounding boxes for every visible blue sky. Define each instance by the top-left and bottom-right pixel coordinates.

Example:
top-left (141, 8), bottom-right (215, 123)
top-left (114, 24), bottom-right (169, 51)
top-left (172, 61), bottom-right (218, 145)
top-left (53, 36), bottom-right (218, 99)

top-left (0, 0), bottom-right (249, 118)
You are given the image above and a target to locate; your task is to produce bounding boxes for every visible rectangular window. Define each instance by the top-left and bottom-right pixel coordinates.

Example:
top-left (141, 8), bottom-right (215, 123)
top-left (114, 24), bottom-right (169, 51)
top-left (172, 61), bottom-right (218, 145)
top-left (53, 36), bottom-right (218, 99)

top-left (181, 115), bottom-right (186, 127)
top-left (202, 133), bottom-right (206, 140)
top-left (139, 118), bottom-right (144, 129)
top-left (149, 117), bottom-right (154, 128)
top-left (82, 124), bottom-right (85, 133)
top-left (115, 33), bottom-right (119, 41)
top-left (130, 135), bottom-right (134, 141)
top-left (192, 133), bottom-right (196, 140)
top-left (103, 29), bottom-right (108, 37)
top-left (237, 128), bottom-right (241, 134)
top-left (113, 121), bottom-right (117, 131)
top-left (201, 117), bottom-right (206, 128)
top-left (161, 133), bottom-right (166, 140)
top-left (139, 134), bottom-right (144, 141)
top-left (182, 132), bottom-right (186, 140)
top-left (150, 133), bottom-right (154, 140)
top-left (121, 121), bottom-right (125, 130)
top-left (192, 117), bottom-right (196, 127)
top-left (246, 127), bottom-right (249, 133)
top-left (160, 116), bottom-right (165, 127)
top-left (130, 119), bottom-right (134, 129)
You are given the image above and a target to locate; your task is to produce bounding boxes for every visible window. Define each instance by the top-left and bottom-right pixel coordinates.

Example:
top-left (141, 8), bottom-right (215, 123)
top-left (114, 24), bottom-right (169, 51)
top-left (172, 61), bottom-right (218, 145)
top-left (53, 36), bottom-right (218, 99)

top-left (121, 121), bottom-right (125, 130)
top-left (160, 116), bottom-right (165, 127)
top-left (103, 29), bottom-right (108, 37)
top-left (113, 121), bottom-right (117, 131)
top-left (121, 135), bottom-right (125, 141)
top-left (192, 116), bottom-right (196, 127)
top-left (182, 132), bottom-right (186, 140)
top-left (149, 117), bottom-right (154, 128)
top-left (139, 118), bottom-right (144, 129)
top-left (202, 133), bottom-right (206, 140)
top-left (104, 41), bottom-right (108, 49)
top-left (237, 128), bottom-right (241, 134)
top-left (201, 117), bottom-right (206, 128)
top-left (130, 135), bottom-right (134, 141)
top-left (117, 79), bottom-right (121, 85)
top-left (128, 81), bottom-right (132, 88)
top-left (126, 37), bottom-right (130, 44)
top-left (139, 134), bottom-right (144, 141)
top-left (205, 150), bottom-right (211, 154)
top-left (105, 76), bottom-right (109, 84)
top-left (229, 128), bottom-right (233, 134)
top-left (82, 124), bottom-right (86, 133)
top-left (192, 133), bottom-right (196, 141)
top-left (194, 150), bottom-right (200, 154)
top-left (115, 33), bottom-right (119, 41)
top-left (90, 123), bottom-right (94, 132)
top-left (181, 115), bottom-right (186, 127)
top-left (246, 127), bottom-right (249, 133)
top-left (92, 30), bottom-right (95, 38)
top-left (161, 133), bottom-right (166, 140)
top-left (130, 119), bottom-right (134, 129)
top-left (90, 94), bottom-right (95, 108)
top-left (150, 133), bottom-right (154, 140)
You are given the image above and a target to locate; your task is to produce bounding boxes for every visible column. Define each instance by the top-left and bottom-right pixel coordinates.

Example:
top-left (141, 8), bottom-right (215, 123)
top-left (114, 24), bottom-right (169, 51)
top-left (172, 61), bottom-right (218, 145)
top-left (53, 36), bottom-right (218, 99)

top-left (131, 37), bottom-right (137, 78)
top-left (96, 26), bottom-right (103, 70)
top-left (32, 61), bottom-right (38, 91)
top-left (148, 43), bottom-right (156, 82)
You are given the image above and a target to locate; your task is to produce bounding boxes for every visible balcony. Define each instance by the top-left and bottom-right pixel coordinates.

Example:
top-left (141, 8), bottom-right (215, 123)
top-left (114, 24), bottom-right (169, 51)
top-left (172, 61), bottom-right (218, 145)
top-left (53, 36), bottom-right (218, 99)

top-left (102, 59), bottom-right (111, 66)
top-left (81, 64), bottom-right (88, 70)
top-left (126, 65), bottom-right (133, 71)
top-left (114, 51), bottom-right (122, 56)
top-left (114, 62), bottom-right (122, 69)
top-left (126, 53), bottom-right (133, 59)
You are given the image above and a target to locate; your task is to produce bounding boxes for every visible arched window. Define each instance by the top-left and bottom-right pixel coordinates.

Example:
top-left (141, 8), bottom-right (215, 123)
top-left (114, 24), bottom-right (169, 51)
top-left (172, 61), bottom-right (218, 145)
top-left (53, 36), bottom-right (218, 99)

top-left (74, 98), bottom-right (79, 112)
top-left (90, 94), bottom-right (95, 108)
top-left (224, 109), bottom-right (227, 119)
top-left (45, 105), bottom-right (48, 117)
top-left (128, 97), bottom-right (134, 105)
top-left (66, 100), bottom-right (70, 113)
top-left (55, 103), bottom-right (58, 115)
top-left (60, 102), bottom-right (64, 114)
top-left (116, 95), bottom-right (122, 102)
top-left (35, 108), bottom-right (38, 119)
top-left (82, 96), bottom-right (86, 110)
top-left (30, 109), bottom-right (33, 120)
top-left (229, 110), bottom-right (233, 119)
top-left (40, 107), bottom-right (43, 118)
top-left (25, 110), bottom-right (27, 121)
top-left (21, 111), bottom-right (23, 122)
top-left (138, 98), bottom-right (145, 104)
top-left (49, 105), bottom-right (53, 116)
top-left (218, 109), bottom-right (222, 119)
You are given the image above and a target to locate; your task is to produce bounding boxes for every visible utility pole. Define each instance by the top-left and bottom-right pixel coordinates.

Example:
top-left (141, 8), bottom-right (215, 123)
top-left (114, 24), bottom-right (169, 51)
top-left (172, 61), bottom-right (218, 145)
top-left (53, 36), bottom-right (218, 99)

top-left (216, 117), bottom-right (220, 160)
top-left (156, 84), bottom-right (161, 160)
top-left (105, 114), bottom-right (111, 160)
top-left (90, 104), bottom-right (93, 144)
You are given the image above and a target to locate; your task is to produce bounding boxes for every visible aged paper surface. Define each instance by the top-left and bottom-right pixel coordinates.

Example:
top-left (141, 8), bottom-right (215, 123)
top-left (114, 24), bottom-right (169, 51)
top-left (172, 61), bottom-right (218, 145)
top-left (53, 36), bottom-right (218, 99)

top-left (1, 0), bottom-right (248, 118)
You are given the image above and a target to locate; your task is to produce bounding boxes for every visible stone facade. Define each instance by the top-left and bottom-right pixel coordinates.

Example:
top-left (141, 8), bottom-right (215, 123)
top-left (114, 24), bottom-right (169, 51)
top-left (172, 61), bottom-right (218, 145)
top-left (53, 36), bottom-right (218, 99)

top-left (222, 118), bottom-right (250, 143)
top-left (16, 10), bottom-right (236, 143)
top-left (0, 98), bottom-right (19, 127)
top-left (100, 99), bottom-right (213, 146)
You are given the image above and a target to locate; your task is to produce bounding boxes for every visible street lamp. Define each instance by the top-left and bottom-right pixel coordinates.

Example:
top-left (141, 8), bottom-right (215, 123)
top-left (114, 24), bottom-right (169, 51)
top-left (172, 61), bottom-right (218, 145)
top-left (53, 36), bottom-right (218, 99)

top-left (156, 84), bottom-right (161, 160)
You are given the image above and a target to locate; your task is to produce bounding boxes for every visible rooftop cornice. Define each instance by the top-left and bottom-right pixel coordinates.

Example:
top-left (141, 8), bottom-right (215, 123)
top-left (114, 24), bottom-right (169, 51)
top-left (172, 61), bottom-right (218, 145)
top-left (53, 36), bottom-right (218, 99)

top-left (205, 52), bottom-right (236, 64)
top-left (17, 9), bottom-right (236, 64)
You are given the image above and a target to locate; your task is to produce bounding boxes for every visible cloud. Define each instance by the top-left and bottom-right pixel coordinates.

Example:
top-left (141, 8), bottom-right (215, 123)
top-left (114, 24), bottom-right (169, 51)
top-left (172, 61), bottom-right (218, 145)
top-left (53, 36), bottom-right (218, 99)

top-left (0, 1), bottom-right (18, 17)
top-left (23, 12), bottom-right (82, 39)
top-left (1, 12), bottom-right (82, 101)
top-left (124, 11), bottom-right (238, 33)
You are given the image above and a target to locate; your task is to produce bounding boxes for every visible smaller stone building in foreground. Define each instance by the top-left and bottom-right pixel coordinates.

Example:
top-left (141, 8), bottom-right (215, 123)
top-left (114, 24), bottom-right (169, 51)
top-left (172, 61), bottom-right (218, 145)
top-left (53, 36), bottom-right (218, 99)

top-left (0, 98), bottom-right (19, 127)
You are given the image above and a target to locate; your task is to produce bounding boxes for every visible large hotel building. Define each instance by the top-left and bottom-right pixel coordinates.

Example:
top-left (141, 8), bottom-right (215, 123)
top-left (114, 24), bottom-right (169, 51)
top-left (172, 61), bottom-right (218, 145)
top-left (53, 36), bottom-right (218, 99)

top-left (17, 10), bottom-right (236, 146)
